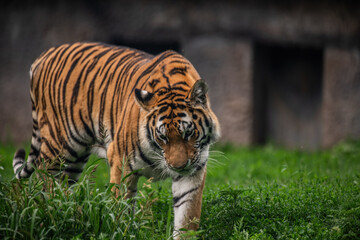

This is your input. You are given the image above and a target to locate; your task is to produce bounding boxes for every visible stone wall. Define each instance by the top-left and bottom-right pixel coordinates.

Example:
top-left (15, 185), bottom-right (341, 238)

top-left (184, 37), bottom-right (254, 144)
top-left (1, 0), bottom-right (359, 148)
top-left (322, 47), bottom-right (360, 147)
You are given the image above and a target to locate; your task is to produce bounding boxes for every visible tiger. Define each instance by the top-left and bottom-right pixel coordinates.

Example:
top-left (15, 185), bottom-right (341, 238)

top-left (12, 42), bottom-right (220, 236)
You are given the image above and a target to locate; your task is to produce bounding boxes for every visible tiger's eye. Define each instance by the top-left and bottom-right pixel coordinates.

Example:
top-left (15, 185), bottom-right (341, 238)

top-left (156, 128), bottom-right (167, 143)
top-left (182, 128), bottom-right (193, 140)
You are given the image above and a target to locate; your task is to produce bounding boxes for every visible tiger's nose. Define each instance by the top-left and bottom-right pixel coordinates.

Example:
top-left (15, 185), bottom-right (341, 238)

top-left (169, 159), bottom-right (191, 171)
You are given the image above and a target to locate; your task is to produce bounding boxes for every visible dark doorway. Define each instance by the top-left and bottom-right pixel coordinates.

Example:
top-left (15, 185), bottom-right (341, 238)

top-left (110, 37), bottom-right (180, 55)
top-left (253, 43), bottom-right (323, 149)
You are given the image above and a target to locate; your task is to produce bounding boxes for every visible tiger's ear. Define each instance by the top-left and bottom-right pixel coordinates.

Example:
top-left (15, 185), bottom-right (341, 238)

top-left (135, 89), bottom-right (155, 111)
top-left (188, 79), bottom-right (208, 106)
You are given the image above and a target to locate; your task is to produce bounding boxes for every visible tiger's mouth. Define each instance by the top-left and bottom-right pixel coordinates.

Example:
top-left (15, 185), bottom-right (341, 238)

top-left (166, 156), bottom-right (201, 176)
top-left (168, 159), bottom-right (191, 172)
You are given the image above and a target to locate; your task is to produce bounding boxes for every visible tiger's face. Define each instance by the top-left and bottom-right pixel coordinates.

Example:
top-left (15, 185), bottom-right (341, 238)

top-left (135, 78), bottom-right (220, 177)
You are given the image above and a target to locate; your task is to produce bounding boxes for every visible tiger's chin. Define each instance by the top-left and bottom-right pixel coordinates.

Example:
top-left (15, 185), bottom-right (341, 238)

top-left (169, 166), bottom-right (196, 177)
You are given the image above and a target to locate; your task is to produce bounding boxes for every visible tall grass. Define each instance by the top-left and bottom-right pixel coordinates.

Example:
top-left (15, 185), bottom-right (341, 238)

top-left (0, 160), bottom-right (175, 239)
top-left (0, 141), bottom-right (359, 239)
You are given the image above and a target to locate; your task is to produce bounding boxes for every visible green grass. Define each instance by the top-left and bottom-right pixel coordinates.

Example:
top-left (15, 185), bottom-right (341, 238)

top-left (0, 141), bottom-right (359, 239)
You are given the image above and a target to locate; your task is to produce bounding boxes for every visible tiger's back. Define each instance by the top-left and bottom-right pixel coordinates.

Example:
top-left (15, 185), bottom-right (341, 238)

top-left (14, 43), bottom-right (150, 180)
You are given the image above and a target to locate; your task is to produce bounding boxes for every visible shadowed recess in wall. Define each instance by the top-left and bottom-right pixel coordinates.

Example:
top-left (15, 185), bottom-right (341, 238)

top-left (253, 43), bottom-right (323, 149)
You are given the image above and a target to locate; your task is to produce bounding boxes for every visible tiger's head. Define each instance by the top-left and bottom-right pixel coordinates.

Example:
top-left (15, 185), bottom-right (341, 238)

top-left (135, 53), bottom-right (220, 177)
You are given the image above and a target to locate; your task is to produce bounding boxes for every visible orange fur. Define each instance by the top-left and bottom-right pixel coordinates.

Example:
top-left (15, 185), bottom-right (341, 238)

top-left (13, 42), bottom-right (220, 235)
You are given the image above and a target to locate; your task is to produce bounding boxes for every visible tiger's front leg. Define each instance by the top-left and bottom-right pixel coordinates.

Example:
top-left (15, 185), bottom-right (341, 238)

top-left (107, 142), bottom-right (139, 199)
top-left (172, 167), bottom-right (206, 238)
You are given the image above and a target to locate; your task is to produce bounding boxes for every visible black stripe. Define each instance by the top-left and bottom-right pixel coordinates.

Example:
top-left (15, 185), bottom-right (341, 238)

top-left (154, 86), bottom-right (168, 94)
top-left (177, 112), bottom-right (186, 118)
top-left (44, 47), bottom-right (64, 101)
top-left (29, 152), bottom-right (38, 157)
top-left (79, 110), bottom-right (95, 140)
top-left (94, 48), bottom-right (112, 62)
top-left (146, 118), bottom-right (162, 151)
top-left (174, 199), bottom-right (191, 208)
top-left (117, 52), bottom-right (141, 101)
top-left (29, 146), bottom-right (40, 156)
top-left (71, 44), bottom-right (96, 60)
top-left (169, 67), bottom-right (187, 76)
top-left (131, 51), bottom-right (176, 95)
top-left (87, 67), bottom-right (101, 137)
top-left (196, 161), bottom-right (206, 171)
top-left (112, 52), bottom-right (175, 142)
top-left (169, 60), bottom-right (190, 65)
top-left (114, 61), bottom-right (145, 148)
top-left (130, 115), bottom-right (139, 176)
top-left (203, 113), bottom-right (210, 127)
top-left (159, 114), bottom-right (172, 121)
top-left (75, 154), bottom-right (90, 163)
top-left (200, 136), bottom-right (211, 149)
top-left (64, 143), bottom-right (78, 159)
top-left (110, 53), bottom-right (140, 138)
top-left (149, 79), bottom-right (160, 88)
top-left (13, 160), bottom-right (24, 168)
top-left (162, 72), bottom-right (171, 88)
top-left (60, 51), bottom-right (88, 146)
top-left (14, 149), bottom-right (26, 159)
top-left (173, 97), bottom-right (186, 102)
top-left (99, 73), bottom-right (112, 131)
top-left (99, 57), bottom-right (117, 90)
top-left (70, 60), bottom-right (88, 106)
top-left (137, 142), bottom-right (153, 167)
top-left (110, 98), bottom-right (115, 140)
top-left (114, 51), bottom-right (176, 151)
top-left (45, 47), bottom-right (67, 132)
top-left (173, 187), bottom-right (199, 205)
top-left (170, 87), bottom-right (187, 92)
top-left (123, 122), bottom-right (130, 161)
top-left (173, 175), bottom-right (183, 182)
top-left (80, 48), bottom-right (99, 64)
top-left (42, 138), bottom-right (59, 158)
top-left (23, 164), bottom-right (33, 174)
top-left (99, 49), bottom-right (121, 76)
top-left (156, 100), bottom-right (172, 107)
top-left (105, 51), bottom-right (123, 65)
top-left (159, 106), bottom-right (169, 114)
top-left (198, 118), bottom-right (205, 138)
top-left (177, 104), bottom-right (186, 110)
top-left (172, 81), bottom-right (189, 87)
top-left (69, 61), bottom-right (90, 142)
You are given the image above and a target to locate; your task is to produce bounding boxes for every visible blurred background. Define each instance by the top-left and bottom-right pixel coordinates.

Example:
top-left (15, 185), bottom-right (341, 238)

top-left (1, 0), bottom-right (360, 150)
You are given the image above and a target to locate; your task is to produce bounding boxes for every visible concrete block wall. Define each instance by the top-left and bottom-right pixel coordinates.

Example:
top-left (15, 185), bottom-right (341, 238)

top-left (322, 47), bottom-right (360, 147)
top-left (1, 1), bottom-right (360, 149)
top-left (184, 37), bottom-right (254, 144)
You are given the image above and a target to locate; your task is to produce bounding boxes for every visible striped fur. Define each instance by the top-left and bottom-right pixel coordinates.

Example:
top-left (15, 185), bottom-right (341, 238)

top-left (13, 42), bottom-right (220, 235)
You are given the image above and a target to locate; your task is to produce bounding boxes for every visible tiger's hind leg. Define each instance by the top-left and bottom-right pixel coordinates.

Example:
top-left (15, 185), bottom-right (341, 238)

top-left (35, 139), bottom-right (91, 188)
top-left (62, 153), bottom-right (91, 184)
